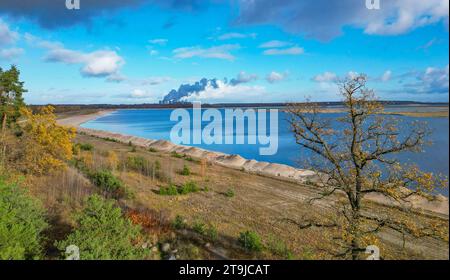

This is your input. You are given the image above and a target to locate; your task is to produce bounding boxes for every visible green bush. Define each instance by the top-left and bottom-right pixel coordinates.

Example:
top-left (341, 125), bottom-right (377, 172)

top-left (89, 170), bottom-right (124, 193)
top-left (192, 221), bottom-right (206, 235)
top-left (159, 184), bottom-right (179, 196)
top-left (180, 181), bottom-right (199, 194)
top-left (0, 180), bottom-right (48, 260)
top-left (180, 164), bottom-right (191, 176)
top-left (56, 195), bottom-right (146, 260)
top-left (154, 160), bottom-right (161, 171)
top-left (238, 231), bottom-right (263, 252)
top-left (268, 236), bottom-right (293, 259)
top-left (148, 147), bottom-right (158, 153)
top-left (184, 156), bottom-right (195, 162)
top-left (126, 156), bottom-right (148, 172)
top-left (206, 225), bottom-right (218, 241)
top-left (225, 188), bottom-right (235, 198)
top-left (171, 151), bottom-right (184, 158)
top-left (76, 143), bottom-right (94, 151)
top-left (103, 137), bottom-right (119, 143)
top-left (172, 215), bottom-right (187, 230)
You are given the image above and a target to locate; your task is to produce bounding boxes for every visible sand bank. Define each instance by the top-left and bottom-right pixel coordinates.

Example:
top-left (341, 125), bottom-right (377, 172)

top-left (58, 111), bottom-right (449, 216)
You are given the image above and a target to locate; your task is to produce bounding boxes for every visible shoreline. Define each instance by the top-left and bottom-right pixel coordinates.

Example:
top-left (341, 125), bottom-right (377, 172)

top-left (57, 110), bottom-right (449, 216)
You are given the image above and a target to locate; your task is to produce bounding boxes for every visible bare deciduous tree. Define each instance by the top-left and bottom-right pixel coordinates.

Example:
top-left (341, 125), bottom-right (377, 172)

top-left (286, 74), bottom-right (447, 259)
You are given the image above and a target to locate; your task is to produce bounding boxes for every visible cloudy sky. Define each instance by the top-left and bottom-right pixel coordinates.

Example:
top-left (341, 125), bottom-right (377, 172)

top-left (0, 0), bottom-right (448, 104)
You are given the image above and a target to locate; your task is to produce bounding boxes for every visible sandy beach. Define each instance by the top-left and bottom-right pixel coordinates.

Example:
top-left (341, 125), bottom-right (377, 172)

top-left (58, 110), bottom-right (449, 216)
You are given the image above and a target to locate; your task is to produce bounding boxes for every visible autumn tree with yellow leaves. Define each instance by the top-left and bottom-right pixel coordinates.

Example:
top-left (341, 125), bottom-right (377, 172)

top-left (17, 106), bottom-right (76, 174)
top-left (286, 74), bottom-right (448, 260)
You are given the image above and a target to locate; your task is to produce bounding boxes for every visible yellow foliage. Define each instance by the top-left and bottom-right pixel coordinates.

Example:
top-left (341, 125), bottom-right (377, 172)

top-left (80, 152), bottom-right (93, 170)
top-left (18, 106), bottom-right (76, 175)
top-left (106, 151), bottom-right (119, 170)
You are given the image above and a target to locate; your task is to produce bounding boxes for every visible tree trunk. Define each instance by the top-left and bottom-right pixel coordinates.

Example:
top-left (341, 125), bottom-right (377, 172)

top-left (351, 180), bottom-right (362, 260)
top-left (350, 212), bottom-right (362, 260)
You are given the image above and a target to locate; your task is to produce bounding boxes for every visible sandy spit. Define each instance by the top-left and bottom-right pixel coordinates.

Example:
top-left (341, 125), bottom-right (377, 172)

top-left (58, 110), bottom-right (449, 216)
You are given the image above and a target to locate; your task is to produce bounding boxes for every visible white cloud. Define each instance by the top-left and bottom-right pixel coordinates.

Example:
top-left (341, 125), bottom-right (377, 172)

top-left (259, 40), bottom-right (292, 48)
top-left (0, 19), bottom-right (18, 46)
top-left (45, 48), bottom-right (124, 78)
top-left (106, 73), bottom-right (127, 83)
top-left (263, 46), bottom-right (304, 56)
top-left (181, 79), bottom-right (266, 103)
top-left (404, 64), bottom-right (449, 94)
top-left (364, 0), bottom-right (449, 36)
top-left (130, 89), bottom-right (149, 99)
top-left (237, 0), bottom-right (449, 41)
top-left (266, 71), bottom-right (288, 83)
top-left (0, 47), bottom-right (24, 60)
top-left (381, 70), bottom-right (392, 82)
top-left (173, 44), bottom-right (240, 60)
top-left (218, 32), bottom-right (257, 40)
top-left (0, 20), bottom-right (22, 61)
top-left (138, 76), bottom-right (172, 86)
top-left (26, 34), bottom-right (125, 79)
top-left (312, 71), bottom-right (338, 83)
top-left (230, 71), bottom-right (258, 85)
top-left (148, 38), bottom-right (168, 45)
top-left (346, 71), bottom-right (359, 80)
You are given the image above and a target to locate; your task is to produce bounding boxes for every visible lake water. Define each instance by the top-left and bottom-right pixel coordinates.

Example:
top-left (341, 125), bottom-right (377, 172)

top-left (82, 109), bottom-right (449, 195)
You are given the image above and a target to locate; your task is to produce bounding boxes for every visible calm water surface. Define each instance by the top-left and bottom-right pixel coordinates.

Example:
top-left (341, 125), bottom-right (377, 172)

top-left (82, 109), bottom-right (449, 195)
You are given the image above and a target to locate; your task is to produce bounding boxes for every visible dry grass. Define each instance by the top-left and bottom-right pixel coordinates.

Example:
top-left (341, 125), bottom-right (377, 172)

top-left (35, 133), bottom-right (444, 260)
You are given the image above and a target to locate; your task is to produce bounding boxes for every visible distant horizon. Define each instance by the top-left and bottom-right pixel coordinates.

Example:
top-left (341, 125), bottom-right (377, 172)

top-left (29, 100), bottom-right (450, 107)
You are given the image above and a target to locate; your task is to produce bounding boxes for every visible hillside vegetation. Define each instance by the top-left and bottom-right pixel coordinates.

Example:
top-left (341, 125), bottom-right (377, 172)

top-left (0, 66), bottom-right (448, 260)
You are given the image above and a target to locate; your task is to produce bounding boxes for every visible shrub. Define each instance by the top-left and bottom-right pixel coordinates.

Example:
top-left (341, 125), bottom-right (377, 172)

top-left (76, 143), bottom-right (94, 151)
top-left (238, 231), bottom-right (263, 252)
top-left (180, 181), bottom-right (199, 194)
top-left (56, 195), bottom-right (146, 260)
top-left (268, 236), bottom-right (293, 259)
top-left (180, 164), bottom-right (191, 176)
top-left (192, 221), bottom-right (206, 235)
top-left (104, 137), bottom-right (119, 143)
top-left (206, 225), bottom-right (218, 241)
top-left (171, 151), bottom-right (183, 159)
top-left (106, 151), bottom-right (119, 170)
top-left (16, 106), bottom-right (76, 175)
top-left (159, 184), bottom-right (179, 196)
top-left (0, 180), bottom-right (48, 260)
top-left (172, 215), bottom-right (187, 230)
top-left (126, 156), bottom-right (147, 172)
top-left (89, 170), bottom-right (124, 193)
top-left (225, 188), bottom-right (235, 198)
top-left (184, 156), bottom-right (195, 162)
top-left (148, 147), bottom-right (158, 153)
top-left (154, 160), bottom-right (161, 171)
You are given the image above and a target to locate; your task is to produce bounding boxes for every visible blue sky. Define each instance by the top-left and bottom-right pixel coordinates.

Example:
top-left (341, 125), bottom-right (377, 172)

top-left (0, 0), bottom-right (448, 104)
